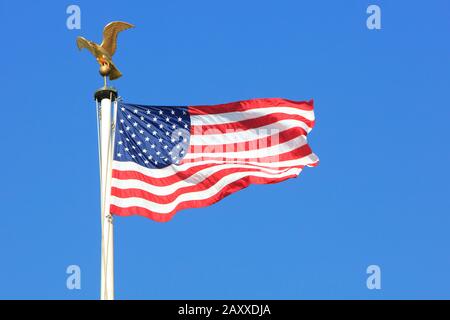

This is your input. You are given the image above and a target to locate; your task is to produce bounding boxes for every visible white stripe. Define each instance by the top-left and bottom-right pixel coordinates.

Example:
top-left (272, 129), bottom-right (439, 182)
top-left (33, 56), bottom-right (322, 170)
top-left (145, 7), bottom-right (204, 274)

top-left (110, 168), bottom-right (302, 214)
top-left (189, 127), bottom-right (302, 149)
top-left (184, 135), bottom-right (307, 160)
top-left (112, 153), bottom-right (318, 179)
top-left (189, 119), bottom-right (312, 145)
top-left (112, 165), bottom-right (297, 195)
top-left (190, 106), bottom-right (315, 126)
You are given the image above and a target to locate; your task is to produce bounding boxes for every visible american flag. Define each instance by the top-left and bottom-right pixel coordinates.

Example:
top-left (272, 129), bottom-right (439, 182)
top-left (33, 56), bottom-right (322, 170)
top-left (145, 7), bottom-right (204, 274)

top-left (110, 98), bottom-right (318, 222)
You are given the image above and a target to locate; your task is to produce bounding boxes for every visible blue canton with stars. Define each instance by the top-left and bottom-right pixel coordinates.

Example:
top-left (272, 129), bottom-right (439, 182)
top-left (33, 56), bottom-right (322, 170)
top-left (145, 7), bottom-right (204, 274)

top-left (114, 102), bottom-right (191, 169)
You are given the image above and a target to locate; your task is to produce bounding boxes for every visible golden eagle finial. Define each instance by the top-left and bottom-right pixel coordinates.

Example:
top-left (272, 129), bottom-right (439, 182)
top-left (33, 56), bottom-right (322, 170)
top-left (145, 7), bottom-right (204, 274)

top-left (77, 21), bottom-right (134, 83)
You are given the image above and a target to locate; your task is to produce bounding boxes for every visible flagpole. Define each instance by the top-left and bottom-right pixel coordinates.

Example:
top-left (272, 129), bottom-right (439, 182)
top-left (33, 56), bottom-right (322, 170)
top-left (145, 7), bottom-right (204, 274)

top-left (95, 86), bottom-right (118, 300)
top-left (76, 20), bottom-right (134, 300)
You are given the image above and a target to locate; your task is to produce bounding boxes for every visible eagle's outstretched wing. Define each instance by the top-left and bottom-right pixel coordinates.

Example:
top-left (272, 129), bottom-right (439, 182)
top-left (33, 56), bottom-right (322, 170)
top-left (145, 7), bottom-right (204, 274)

top-left (76, 36), bottom-right (97, 57)
top-left (100, 21), bottom-right (134, 56)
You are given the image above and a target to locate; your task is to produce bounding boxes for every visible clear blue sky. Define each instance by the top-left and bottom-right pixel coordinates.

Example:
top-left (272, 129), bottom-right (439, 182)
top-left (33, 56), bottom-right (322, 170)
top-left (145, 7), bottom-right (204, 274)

top-left (0, 0), bottom-right (449, 299)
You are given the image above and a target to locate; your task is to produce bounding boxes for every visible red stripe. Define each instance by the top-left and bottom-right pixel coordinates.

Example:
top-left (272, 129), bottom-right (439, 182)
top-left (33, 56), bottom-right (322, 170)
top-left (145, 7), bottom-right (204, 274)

top-left (110, 173), bottom-right (299, 222)
top-left (111, 166), bottom-right (304, 204)
top-left (112, 163), bottom-right (214, 187)
top-left (190, 112), bottom-right (314, 135)
top-left (188, 126), bottom-right (306, 154)
top-left (189, 98), bottom-right (314, 115)
top-left (113, 161), bottom-right (303, 187)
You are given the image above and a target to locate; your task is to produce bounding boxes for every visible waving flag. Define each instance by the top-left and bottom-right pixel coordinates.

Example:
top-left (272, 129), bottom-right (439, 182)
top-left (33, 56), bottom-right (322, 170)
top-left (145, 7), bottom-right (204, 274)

top-left (110, 98), bottom-right (319, 222)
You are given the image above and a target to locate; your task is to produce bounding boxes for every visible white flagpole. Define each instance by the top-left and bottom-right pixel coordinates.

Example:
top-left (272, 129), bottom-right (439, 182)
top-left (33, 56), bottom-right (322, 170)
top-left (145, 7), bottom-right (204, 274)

top-left (95, 87), bottom-right (118, 300)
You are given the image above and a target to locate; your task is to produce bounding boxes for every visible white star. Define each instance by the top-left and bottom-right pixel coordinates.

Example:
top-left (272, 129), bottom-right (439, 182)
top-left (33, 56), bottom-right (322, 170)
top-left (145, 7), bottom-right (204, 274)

top-left (158, 138), bottom-right (163, 143)
top-left (146, 110), bottom-right (151, 114)
top-left (133, 122), bottom-right (138, 127)
top-left (178, 131), bottom-right (183, 136)
top-left (132, 146), bottom-right (136, 149)
top-left (163, 145), bottom-right (168, 149)
top-left (140, 116), bottom-right (145, 121)
top-left (156, 151), bottom-right (161, 155)
top-left (171, 138), bottom-right (176, 143)
top-left (153, 117), bottom-right (157, 122)
top-left (178, 117), bottom-right (182, 122)
top-left (165, 131), bottom-right (170, 136)
top-left (127, 114), bottom-right (132, 119)
top-left (165, 117), bottom-right (170, 122)
top-left (143, 149), bottom-right (147, 153)
top-left (171, 110), bottom-right (175, 115)
top-left (180, 150), bottom-right (184, 154)
top-left (145, 137), bottom-right (150, 141)
top-left (159, 110), bottom-right (163, 115)
top-left (118, 141), bottom-right (123, 145)
top-left (154, 160), bottom-right (158, 165)
top-left (126, 126), bottom-right (130, 131)
top-left (133, 109), bottom-right (138, 113)
top-left (150, 144), bottom-right (155, 149)
top-left (119, 130), bottom-right (124, 134)
top-left (184, 124), bottom-right (188, 128)
top-left (131, 133), bottom-right (136, 138)
top-left (159, 124), bottom-right (164, 129)
top-left (152, 131), bottom-right (157, 135)
top-left (125, 147), bottom-right (129, 151)
top-left (138, 153), bottom-right (142, 157)
top-left (131, 155), bottom-right (136, 158)
top-left (139, 129), bottom-right (144, 134)
top-left (120, 107), bottom-right (125, 111)
top-left (137, 141), bottom-right (142, 145)
top-left (172, 124), bottom-right (176, 129)
top-left (148, 155), bottom-right (153, 160)
top-left (176, 145), bottom-right (181, 149)
top-left (144, 160), bottom-right (149, 164)
top-left (120, 119), bottom-right (125, 123)
top-left (117, 153), bottom-right (122, 157)
top-left (146, 123), bottom-right (151, 128)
